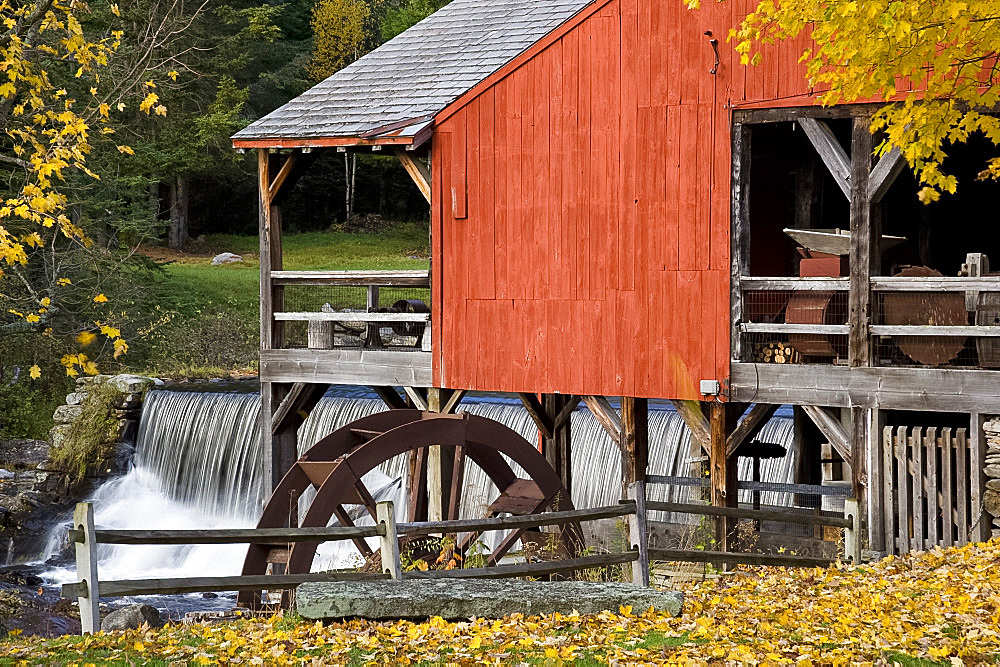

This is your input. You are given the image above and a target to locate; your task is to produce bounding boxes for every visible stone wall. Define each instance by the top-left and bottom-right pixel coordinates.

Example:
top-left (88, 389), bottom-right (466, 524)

top-left (0, 374), bottom-right (156, 562)
top-left (983, 417), bottom-right (1000, 539)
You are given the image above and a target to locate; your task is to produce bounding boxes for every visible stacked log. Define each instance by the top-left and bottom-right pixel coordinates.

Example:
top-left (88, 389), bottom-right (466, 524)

top-left (752, 342), bottom-right (802, 364)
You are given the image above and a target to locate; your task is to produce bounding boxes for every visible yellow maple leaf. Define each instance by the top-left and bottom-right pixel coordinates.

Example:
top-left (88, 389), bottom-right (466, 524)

top-left (93, 293), bottom-right (108, 303)
top-left (28, 365), bottom-right (41, 380)
top-left (76, 331), bottom-right (96, 346)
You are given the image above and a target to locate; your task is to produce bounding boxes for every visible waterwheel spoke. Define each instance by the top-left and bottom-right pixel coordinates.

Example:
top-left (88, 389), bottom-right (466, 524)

top-left (332, 504), bottom-right (374, 558)
top-left (446, 445), bottom-right (467, 522)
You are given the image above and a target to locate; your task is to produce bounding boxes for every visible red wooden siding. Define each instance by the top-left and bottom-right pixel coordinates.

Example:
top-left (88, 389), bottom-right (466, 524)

top-left (432, 0), bottom-right (819, 400)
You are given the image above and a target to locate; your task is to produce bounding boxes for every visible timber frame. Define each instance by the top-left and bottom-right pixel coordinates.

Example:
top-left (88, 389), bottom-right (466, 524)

top-left (728, 104), bottom-right (998, 553)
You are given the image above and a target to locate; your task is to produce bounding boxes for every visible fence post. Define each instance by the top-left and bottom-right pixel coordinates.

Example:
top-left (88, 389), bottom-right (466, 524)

top-left (73, 502), bottom-right (100, 634)
top-left (376, 501), bottom-right (402, 580)
top-left (626, 481), bottom-right (650, 587)
top-left (843, 497), bottom-right (863, 564)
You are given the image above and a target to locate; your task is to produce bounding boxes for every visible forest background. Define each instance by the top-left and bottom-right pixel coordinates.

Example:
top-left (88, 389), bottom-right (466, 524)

top-left (0, 0), bottom-right (449, 439)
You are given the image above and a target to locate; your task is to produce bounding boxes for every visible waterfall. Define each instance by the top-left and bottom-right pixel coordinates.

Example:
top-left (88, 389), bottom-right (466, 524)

top-left (43, 388), bottom-right (797, 584)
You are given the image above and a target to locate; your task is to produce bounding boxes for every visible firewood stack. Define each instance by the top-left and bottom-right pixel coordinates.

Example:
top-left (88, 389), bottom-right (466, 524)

top-left (753, 341), bottom-right (802, 364)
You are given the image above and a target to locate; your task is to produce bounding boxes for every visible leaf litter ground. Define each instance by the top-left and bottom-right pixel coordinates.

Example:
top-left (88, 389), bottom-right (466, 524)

top-left (2, 539), bottom-right (999, 664)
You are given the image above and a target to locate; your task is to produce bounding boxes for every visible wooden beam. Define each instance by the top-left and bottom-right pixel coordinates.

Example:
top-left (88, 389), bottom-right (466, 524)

top-left (518, 393), bottom-right (554, 439)
top-left (970, 413), bottom-right (991, 543)
top-left (583, 396), bottom-right (622, 446)
top-left (543, 394), bottom-right (575, 498)
top-left (801, 405), bottom-right (853, 467)
top-left (553, 395), bottom-right (582, 431)
top-left (726, 403), bottom-right (780, 458)
top-left (731, 362), bottom-right (1000, 412)
top-left (709, 402), bottom-right (738, 551)
top-left (441, 389), bottom-right (467, 415)
top-left (260, 349), bottom-right (433, 387)
top-left (395, 150), bottom-right (431, 204)
top-left (849, 116), bottom-right (876, 367)
top-left (372, 386), bottom-right (408, 410)
top-left (733, 103), bottom-right (887, 125)
top-left (798, 118), bottom-right (851, 199)
top-left (670, 400), bottom-right (711, 454)
top-left (731, 122), bottom-right (752, 363)
top-left (403, 386), bottom-right (429, 411)
top-left (868, 145), bottom-right (905, 203)
top-left (850, 406), bottom-right (869, 524)
top-left (271, 382), bottom-right (328, 435)
top-left (620, 398), bottom-right (649, 495)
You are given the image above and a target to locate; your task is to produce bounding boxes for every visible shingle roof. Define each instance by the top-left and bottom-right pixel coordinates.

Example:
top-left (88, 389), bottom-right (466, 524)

top-left (232, 0), bottom-right (594, 142)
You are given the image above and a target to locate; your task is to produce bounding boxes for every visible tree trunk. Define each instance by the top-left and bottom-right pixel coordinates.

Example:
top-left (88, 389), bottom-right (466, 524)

top-left (344, 154), bottom-right (357, 221)
top-left (168, 174), bottom-right (189, 250)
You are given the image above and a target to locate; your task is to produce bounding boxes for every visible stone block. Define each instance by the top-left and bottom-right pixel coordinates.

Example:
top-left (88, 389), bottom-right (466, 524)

top-left (985, 464), bottom-right (1000, 479)
top-left (106, 374), bottom-right (155, 395)
top-left (47, 425), bottom-right (71, 450)
top-left (985, 489), bottom-right (1000, 518)
top-left (52, 405), bottom-right (83, 424)
top-left (296, 580), bottom-right (684, 621)
top-left (101, 604), bottom-right (164, 632)
top-left (987, 479), bottom-right (1000, 492)
top-left (64, 393), bottom-right (86, 406)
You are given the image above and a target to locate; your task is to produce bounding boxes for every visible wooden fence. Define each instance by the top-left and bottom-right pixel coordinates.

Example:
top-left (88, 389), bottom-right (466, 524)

top-left (63, 482), bottom-right (860, 634)
top-left (880, 425), bottom-right (987, 554)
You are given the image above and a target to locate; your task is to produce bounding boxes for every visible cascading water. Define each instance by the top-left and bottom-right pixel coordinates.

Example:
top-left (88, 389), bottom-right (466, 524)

top-left (43, 387), bottom-right (798, 592)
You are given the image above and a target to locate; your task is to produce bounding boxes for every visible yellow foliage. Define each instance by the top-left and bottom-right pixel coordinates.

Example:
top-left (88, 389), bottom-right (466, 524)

top-left (307, 0), bottom-right (369, 81)
top-left (731, 0), bottom-right (1000, 198)
top-left (93, 293), bottom-right (108, 303)
top-left (75, 331), bottom-right (97, 347)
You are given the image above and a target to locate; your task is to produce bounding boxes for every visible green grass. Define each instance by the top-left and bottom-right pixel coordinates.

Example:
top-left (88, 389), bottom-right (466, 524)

top-left (126, 224), bottom-right (430, 379)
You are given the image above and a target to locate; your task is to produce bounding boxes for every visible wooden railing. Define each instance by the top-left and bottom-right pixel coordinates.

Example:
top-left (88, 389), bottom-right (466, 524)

top-left (62, 482), bottom-right (861, 634)
top-left (737, 275), bottom-right (1000, 367)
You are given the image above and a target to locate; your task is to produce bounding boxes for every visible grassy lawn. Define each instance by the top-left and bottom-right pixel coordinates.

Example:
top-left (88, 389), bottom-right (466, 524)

top-left (127, 225), bottom-right (429, 378)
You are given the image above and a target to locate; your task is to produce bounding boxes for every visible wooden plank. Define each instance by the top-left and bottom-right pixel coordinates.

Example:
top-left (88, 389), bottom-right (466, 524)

top-left (376, 501), bottom-right (402, 580)
top-left (517, 393), bottom-right (554, 439)
top-left (733, 104), bottom-right (887, 125)
top-left (271, 271), bottom-right (429, 287)
top-left (90, 572), bottom-right (387, 598)
top-left (850, 407), bottom-right (868, 523)
top-left (735, 480), bottom-right (851, 496)
top-left (645, 501), bottom-right (852, 528)
top-left (626, 481), bottom-right (650, 587)
top-left (405, 552), bottom-right (638, 580)
top-left (956, 428), bottom-right (969, 544)
top-left (871, 277), bottom-right (1000, 291)
top-left (869, 409), bottom-right (886, 552)
top-left (726, 403), bottom-right (780, 458)
top-left (882, 425), bottom-right (896, 553)
top-left (798, 118), bottom-right (851, 199)
top-left (941, 428), bottom-right (954, 547)
top-left (670, 400), bottom-right (711, 455)
top-left (583, 395), bottom-right (623, 445)
top-left (741, 277), bottom-right (849, 291)
top-left (395, 503), bottom-right (636, 538)
top-left (95, 525), bottom-right (382, 545)
top-left (801, 405), bottom-right (852, 468)
top-left (911, 427), bottom-right (924, 550)
top-left (274, 312), bottom-right (429, 323)
top-left (402, 386), bottom-right (428, 411)
top-left (553, 395), bottom-right (582, 431)
top-left (260, 349), bottom-right (433, 387)
top-left (394, 150), bottom-right (431, 204)
top-left (867, 145), bottom-right (905, 203)
top-left (647, 548), bottom-right (834, 568)
top-left (729, 363), bottom-right (1000, 412)
top-left (441, 389), bottom-right (467, 416)
top-left (970, 413), bottom-right (990, 542)
top-left (926, 427), bottom-right (939, 547)
top-left (740, 323), bottom-right (849, 335)
top-left (869, 325), bottom-right (1000, 337)
top-left (896, 426), bottom-right (910, 552)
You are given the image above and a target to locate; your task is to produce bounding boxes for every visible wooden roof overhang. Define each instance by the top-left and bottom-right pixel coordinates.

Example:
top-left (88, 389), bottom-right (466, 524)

top-left (232, 117), bottom-right (435, 152)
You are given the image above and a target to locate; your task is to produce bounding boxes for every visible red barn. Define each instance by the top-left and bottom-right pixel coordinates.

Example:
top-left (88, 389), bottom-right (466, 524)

top-left (234, 0), bottom-right (1000, 558)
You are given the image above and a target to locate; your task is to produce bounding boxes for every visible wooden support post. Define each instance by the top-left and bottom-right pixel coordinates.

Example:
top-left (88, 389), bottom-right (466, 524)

top-left (731, 122), bottom-right (752, 363)
top-left (376, 501), bottom-right (402, 580)
top-left (970, 412), bottom-right (990, 543)
top-left (626, 481), bottom-right (650, 587)
top-left (843, 497), bottom-right (863, 564)
top-left (868, 409), bottom-right (886, 552)
top-left (74, 502), bottom-right (100, 634)
top-left (542, 394), bottom-right (574, 500)
top-left (709, 402), bottom-right (738, 550)
top-left (850, 406), bottom-right (869, 538)
top-left (427, 388), bottom-right (444, 523)
top-left (849, 116), bottom-right (875, 368)
top-left (621, 398), bottom-right (648, 497)
top-left (671, 400), bottom-right (711, 455)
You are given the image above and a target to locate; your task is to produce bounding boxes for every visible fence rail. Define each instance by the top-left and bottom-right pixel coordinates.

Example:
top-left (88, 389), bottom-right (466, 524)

top-left (63, 483), bottom-right (861, 634)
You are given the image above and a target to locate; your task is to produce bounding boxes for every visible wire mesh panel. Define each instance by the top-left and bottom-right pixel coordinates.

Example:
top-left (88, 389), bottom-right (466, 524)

top-left (739, 286), bottom-right (849, 365)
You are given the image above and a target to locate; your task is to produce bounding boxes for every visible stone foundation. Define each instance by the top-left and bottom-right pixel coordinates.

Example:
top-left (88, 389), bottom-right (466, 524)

top-left (983, 418), bottom-right (1000, 539)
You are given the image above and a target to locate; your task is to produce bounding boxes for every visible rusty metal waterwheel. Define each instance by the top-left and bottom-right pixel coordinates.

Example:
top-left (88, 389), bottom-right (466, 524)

top-left (238, 410), bottom-right (579, 608)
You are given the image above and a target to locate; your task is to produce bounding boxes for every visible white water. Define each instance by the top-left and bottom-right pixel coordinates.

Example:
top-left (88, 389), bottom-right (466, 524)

top-left (42, 389), bottom-right (797, 585)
